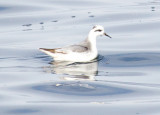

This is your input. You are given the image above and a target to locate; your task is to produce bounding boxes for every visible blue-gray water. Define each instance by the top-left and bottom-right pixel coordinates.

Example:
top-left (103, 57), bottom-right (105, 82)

top-left (0, 0), bottom-right (160, 115)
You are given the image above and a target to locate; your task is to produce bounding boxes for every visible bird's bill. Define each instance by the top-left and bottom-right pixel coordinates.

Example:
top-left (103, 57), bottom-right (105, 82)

top-left (104, 33), bottom-right (112, 38)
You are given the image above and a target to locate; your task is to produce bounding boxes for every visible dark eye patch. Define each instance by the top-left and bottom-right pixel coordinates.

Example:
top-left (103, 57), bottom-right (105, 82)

top-left (95, 29), bottom-right (102, 32)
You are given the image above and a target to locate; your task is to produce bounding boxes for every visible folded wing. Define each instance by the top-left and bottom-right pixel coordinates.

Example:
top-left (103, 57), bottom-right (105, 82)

top-left (40, 44), bottom-right (89, 54)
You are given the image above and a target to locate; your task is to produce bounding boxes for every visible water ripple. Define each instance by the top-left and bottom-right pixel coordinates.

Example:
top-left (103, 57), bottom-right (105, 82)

top-left (32, 81), bottom-right (132, 96)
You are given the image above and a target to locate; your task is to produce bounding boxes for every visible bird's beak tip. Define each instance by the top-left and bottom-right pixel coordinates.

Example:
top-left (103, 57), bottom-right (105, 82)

top-left (104, 33), bottom-right (112, 38)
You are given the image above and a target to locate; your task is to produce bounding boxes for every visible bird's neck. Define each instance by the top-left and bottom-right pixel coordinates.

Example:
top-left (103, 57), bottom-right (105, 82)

top-left (86, 32), bottom-right (97, 52)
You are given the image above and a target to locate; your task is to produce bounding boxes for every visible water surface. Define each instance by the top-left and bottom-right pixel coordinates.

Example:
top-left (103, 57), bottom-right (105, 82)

top-left (0, 0), bottom-right (160, 115)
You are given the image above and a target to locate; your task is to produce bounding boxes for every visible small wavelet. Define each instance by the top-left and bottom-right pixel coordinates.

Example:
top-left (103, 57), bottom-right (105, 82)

top-left (22, 24), bottom-right (32, 27)
top-left (52, 20), bottom-right (58, 22)
top-left (89, 15), bottom-right (94, 18)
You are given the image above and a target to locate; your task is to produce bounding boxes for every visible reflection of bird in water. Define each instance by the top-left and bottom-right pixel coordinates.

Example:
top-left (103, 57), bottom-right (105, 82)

top-left (40, 25), bottom-right (111, 62)
top-left (43, 58), bottom-right (100, 81)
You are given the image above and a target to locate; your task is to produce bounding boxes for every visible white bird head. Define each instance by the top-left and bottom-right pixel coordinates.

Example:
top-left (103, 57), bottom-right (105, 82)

top-left (90, 25), bottom-right (111, 38)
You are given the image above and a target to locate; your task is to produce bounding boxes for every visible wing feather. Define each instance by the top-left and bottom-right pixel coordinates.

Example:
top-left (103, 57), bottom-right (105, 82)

top-left (40, 41), bottom-right (90, 54)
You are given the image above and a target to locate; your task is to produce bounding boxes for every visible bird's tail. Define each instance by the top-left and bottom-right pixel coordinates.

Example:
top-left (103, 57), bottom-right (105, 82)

top-left (39, 48), bottom-right (56, 53)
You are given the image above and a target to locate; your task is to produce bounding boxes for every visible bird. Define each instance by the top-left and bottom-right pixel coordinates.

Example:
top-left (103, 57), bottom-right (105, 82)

top-left (39, 25), bottom-right (111, 62)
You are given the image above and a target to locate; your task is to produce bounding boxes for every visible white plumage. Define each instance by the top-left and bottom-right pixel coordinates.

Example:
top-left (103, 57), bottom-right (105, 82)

top-left (39, 25), bottom-right (111, 62)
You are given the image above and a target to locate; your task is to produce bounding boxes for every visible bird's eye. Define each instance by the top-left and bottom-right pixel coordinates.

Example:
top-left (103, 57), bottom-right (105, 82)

top-left (95, 29), bottom-right (102, 32)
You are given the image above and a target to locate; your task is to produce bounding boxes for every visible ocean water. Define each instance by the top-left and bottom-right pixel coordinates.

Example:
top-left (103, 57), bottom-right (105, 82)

top-left (0, 0), bottom-right (160, 114)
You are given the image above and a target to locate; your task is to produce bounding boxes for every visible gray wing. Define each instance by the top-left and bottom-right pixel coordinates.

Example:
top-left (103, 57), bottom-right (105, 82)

top-left (56, 44), bottom-right (89, 53)
top-left (69, 45), bottom-right (89, 52)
